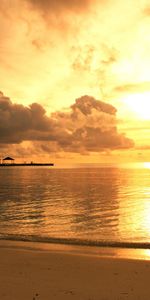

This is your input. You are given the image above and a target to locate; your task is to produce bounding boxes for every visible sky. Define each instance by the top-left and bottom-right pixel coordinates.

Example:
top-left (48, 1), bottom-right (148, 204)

top-left (0, 0), bottom-right (150, 164)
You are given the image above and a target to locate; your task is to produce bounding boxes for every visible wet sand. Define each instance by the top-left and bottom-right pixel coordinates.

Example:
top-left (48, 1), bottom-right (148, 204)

top-left (0, 240), bottom-right (150, 300)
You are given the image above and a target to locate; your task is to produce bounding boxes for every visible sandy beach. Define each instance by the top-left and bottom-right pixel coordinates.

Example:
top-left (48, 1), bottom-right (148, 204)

top-left (0, 240), bottom-right (150, 300)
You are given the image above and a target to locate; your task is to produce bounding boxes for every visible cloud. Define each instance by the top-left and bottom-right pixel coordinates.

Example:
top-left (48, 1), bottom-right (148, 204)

top-left (114, 82), bottom-right (150, 94)
top-left (143, 4), bottom-right (150, 16)
top-left (0, 92), bottom-right (53, 143)
top-left (23, 0), bottom-right (97, 41)
top-left (25, 0), bottom-right (93, 15)
top-left (0, 92), bottom-right (134, 154)
top-left (136, 145), bottom-right (150, 150)
top-left (0, 0), bottom-right (148, 113)
top-left (71, 95), bottom-right (117, 115)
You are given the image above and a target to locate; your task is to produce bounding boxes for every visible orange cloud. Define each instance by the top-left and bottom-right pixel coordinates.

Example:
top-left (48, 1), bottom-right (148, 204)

top-left (114, 82), bottom-right (150, 94)
top-left (25, 0), bottom-right (92, 13)
top-left (0, 92), bottom-right (134, 155)
top-left (0, 0), bottom-right (150, 162)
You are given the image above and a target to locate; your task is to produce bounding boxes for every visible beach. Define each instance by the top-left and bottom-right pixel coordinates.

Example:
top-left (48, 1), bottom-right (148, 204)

top-left (0, 241), bottom-right (150, 300)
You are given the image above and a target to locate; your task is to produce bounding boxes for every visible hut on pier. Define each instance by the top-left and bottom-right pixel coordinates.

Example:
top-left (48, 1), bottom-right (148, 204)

top-left (2, 157), bottom-right (15, 164)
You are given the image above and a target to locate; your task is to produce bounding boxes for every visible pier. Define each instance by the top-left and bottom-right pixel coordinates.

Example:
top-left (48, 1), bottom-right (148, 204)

top-left (0, 163), bottom-right (54, 167)
top-left (0, 157), bottom-right (54, 167)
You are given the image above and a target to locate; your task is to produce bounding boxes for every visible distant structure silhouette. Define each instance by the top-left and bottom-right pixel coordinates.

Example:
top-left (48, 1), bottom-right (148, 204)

top-left (2, 157), bottom-right (15, 164)
top-left (0, 156), bottom-right (54, 167)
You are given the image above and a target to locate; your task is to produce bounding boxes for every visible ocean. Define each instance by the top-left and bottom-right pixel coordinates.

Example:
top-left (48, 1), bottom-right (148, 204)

top-left (0, 163), bottom-right (150, 249)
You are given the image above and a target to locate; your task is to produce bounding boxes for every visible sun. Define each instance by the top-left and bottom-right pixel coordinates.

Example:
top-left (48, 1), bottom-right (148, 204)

top-left (122, 91), bottom-right (150, 120)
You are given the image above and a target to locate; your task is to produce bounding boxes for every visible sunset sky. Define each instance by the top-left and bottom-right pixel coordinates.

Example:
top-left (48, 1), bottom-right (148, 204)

top-left (0, 0), bottom-right (150, 164)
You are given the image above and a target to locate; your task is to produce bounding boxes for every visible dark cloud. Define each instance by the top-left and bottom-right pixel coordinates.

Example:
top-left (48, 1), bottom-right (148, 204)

top-left (0, 92), bottom-right (134, 153)
top-left (71, 95), bottom-right (116, 115)
top-left (23, 0), bottom-right (96, 43)
top-left (25, 0), bottom-right (92, 14)
top-left (0, 92), bottom-right (54, 144)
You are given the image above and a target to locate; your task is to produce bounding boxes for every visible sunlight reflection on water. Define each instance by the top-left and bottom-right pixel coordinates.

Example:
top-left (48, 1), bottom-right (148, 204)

top-left (0, 164), bottom-right (150, 248)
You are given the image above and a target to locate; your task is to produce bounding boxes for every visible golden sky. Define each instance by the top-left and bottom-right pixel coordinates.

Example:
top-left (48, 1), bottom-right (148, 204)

top-left (0, 0), bottom-right (150, 163)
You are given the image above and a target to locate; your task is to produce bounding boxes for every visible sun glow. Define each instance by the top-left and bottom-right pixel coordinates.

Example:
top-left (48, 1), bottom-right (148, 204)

top-left (122, 92), bottom-right (150, 120)
top-left (142, 162), bottom-right (150, 169)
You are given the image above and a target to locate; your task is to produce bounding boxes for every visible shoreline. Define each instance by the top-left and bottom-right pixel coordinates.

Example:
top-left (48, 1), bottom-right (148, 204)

top-left (0, 240), bottom-right (150, 300)
top-left (1, 239), bottom-right (150, 260)
top-left (1, 235), bottom-right (150, 252)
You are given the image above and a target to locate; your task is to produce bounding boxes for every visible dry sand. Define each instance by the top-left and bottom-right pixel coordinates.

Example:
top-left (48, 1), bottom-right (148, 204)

top-left (0, 240), bottom-right (150, 300)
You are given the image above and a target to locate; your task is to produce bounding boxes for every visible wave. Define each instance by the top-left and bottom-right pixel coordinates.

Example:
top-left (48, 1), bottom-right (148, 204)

top-left (0, 234), bottom-right (150, 250)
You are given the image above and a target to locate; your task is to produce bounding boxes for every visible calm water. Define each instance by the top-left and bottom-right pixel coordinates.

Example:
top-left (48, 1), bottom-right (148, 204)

top-left (0, 164), bottom-right (150, 248)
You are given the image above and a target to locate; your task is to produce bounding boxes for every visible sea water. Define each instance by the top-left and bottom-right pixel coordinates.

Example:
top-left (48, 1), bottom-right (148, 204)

top-left (0, 163), bottom-right (150, 248)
